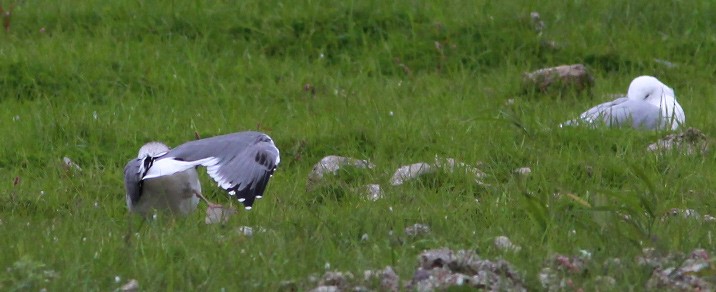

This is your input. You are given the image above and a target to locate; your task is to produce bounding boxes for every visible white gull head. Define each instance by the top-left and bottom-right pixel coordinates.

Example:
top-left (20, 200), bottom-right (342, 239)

top-left (626, 75), bottom-right (684, 130)
top-left (137, 142), bottom-right (170, 158)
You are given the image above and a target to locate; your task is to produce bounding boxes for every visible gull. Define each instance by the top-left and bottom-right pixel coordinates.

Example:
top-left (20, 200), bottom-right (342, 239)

top-left (123, 131), bottom-right (280, 218)
top-left (561, 76), bottom-right (685, 130)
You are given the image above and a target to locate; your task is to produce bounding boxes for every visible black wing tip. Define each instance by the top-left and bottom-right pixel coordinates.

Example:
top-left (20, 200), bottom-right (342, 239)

top-left (227, 171), bottom-right (273, 210)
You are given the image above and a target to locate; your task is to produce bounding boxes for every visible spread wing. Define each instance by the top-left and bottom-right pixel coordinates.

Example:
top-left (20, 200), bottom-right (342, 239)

top-left (142, 131), bottom-right (280, 209)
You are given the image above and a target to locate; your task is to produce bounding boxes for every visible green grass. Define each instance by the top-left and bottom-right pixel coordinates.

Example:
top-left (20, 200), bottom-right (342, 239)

top-left (1, 0), bottom-right (716, 290)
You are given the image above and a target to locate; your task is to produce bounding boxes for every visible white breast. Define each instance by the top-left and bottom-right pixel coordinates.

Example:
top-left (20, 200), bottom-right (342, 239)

top-left (130, 168), bottom-right (202, 217)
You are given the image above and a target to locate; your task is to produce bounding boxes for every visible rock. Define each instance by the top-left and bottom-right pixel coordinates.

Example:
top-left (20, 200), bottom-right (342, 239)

top-left (317, 271), bottom-right (354, 290)
top-left (62, 156), bottom-right (82, 171)
top-left (360, 233), bottom-right (369, 241)
top-left (660, 208), bottom-right (716, 223)
top-left (391, 157), bottom-right (487, 186)
top-left (418, 248), bottom-right (454, 270)
top-left (640, 248), bottom-right (715, 291)
top-left (404, 224), bottom-right (431, 237)
top-left (663, 208), bottom-right (700, 221)
top-left (514, 167), bottom-right (531, 176)
top-left (235, 226), bottom-right (267, 236)
top-left (690, 249), bottom-right (709, 260)
top-left (363, 184), bottom-right (382, 201)
top-left (205, 205), bottom-right (237, 225)
top-left (494, 236), bottom-right (522, 252)
top-left (647, 127), bottom-right (710, 155)
top-left (553, 254), bottom-right (588, 274)
top-left (539, 254), bottom-right (590, 291)
top-left (278, 280), bottom-right (298, 292)
top-left (594, 276), bottom-right (616, 287)
top-left (530, 12), bottom-right (545, 34)
top-left (390, 162), bottom-right (433, 185)
top-left (654, 58), bottom-right (678, 69)
top-left (120, 279), bottom-right (139, 292)
top-left (308, 155), bottom-right (375, 183)
top-left (410, 248), bottom-right (526, 291)
top-left (540, 39), bottom-right (560, 50)
top-left (309, 286), bottom-right (339, 292)
top-left (523, 64), bottom-right (594, 93)
top-left (433, 156), bottom-right (488, 185)
top-left (363, 266), bottom-right (400, 292)
top-left (538, 267), bottom-right (561, 291)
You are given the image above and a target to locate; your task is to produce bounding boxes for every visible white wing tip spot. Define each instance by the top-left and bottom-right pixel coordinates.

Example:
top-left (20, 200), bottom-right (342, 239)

top-left (245, 206), bottom-right (252, 210)
top-left (238, 198), bottom-right (246, 202)
top-left (229, 190), bottom-right (236, 196)
top-left (256, 195), bottom-right (263, 199)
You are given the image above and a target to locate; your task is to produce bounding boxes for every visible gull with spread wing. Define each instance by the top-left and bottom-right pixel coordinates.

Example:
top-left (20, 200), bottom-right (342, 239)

top-left (123, 131), bottom-right (280, 217)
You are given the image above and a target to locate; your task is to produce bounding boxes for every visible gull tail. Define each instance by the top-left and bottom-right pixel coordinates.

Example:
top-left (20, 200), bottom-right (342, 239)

top-left (560, 119), bottom-right (583, 128)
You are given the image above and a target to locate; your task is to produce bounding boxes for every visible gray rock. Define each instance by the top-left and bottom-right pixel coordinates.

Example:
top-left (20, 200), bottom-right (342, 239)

top-left (523, 64), bottom-right (594, 93)
top-left (654, 58), bottom-right (678, 69)
top-left (410, 248), bottom-right (526, 291)
top-left (309, 286), bottom-right (339, 292)
top-left (405, 224), bottom-right (431, 237)
top-left (363, 266), bottom-right (400, 292)
top-left (120, 279), bottom-right (139, 292)
top-left (433, 156), bottom-right (488, 185)
top-left (317, 271), bottom-right (354, 290)
top-left (62, 156), bottom-right (82, 171)
top-left (309, 155), bottom-right (375, 183)
top-left (205, 205), bottom-right (237, 225)
top-left (390, 162), bottom-right (433, 186)
top-left (539, 254), bottom-right (590, 291)
top-left (514, 167), bottom-right (531, 176)
top-left (363, 184), bottom-right (382, 201)
top-left (235, 226), bottom-right (267, 236)
top-left (530, 11), bottom-right (545, 34)
top-left (494, 236), bottom-right (521, 252)
top-left (647, 127), bottom-right (710, 155)
top-left (635, 248), bottom-right (715, 290)
top-left (391, 157), bottom-right (487, 186)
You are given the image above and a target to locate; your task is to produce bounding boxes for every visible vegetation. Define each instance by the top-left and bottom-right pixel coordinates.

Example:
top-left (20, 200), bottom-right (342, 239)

top-left (1, 0), bottom-right (715, 290)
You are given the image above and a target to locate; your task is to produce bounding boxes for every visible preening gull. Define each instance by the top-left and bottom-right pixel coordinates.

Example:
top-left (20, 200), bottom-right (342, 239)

top-left (124, 142), bottom-right (201, 217)
top-left (124, 131), bottom-right (280, 217)
top-left (561, 76), bottom-right (685, 130)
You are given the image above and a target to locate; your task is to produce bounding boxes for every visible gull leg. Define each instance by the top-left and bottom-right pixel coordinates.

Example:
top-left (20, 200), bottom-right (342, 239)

top-left (124, 213), bottom-right (146, 245)
top-left (124, 212), bottom-right (133, 245)
top-left (194, 190), bottom-right (221, 208)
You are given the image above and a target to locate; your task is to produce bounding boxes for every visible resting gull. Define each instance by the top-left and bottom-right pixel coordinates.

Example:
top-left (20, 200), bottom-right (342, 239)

top-left (561, 75), bottom-right (685, 130)
top-left (123, 131), bottom-right (280, 217)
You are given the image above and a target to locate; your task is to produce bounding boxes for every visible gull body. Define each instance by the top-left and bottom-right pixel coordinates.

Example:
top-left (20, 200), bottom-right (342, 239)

top-left (124, 131), bottom-right (280, 217)
top-left (561, 76), bottom-right (685, 130)
top-left (124, 142), bottom-right (201, 217)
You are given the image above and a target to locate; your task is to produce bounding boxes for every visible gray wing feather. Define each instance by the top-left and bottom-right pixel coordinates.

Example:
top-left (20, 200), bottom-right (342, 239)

top-left (579, 97), bottom-right (630, 122)
top-left (600, 99), bottom-right (662, 129)
top-left (123, 158), bottom-right (143, 207)
top-left (159, 131), bottom-right (279, 208)
top-left (563, 97), bottom-right (662, 129)
top-left (561, 97), bottom-right (629, 127)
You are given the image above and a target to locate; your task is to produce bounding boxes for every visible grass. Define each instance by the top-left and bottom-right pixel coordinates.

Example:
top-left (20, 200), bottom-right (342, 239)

top-left (1, 0), bottom-right (715, 290)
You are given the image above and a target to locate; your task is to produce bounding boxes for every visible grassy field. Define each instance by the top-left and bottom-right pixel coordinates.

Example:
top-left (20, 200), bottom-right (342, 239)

top-left (1, 0), bottom-right (716, 290)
